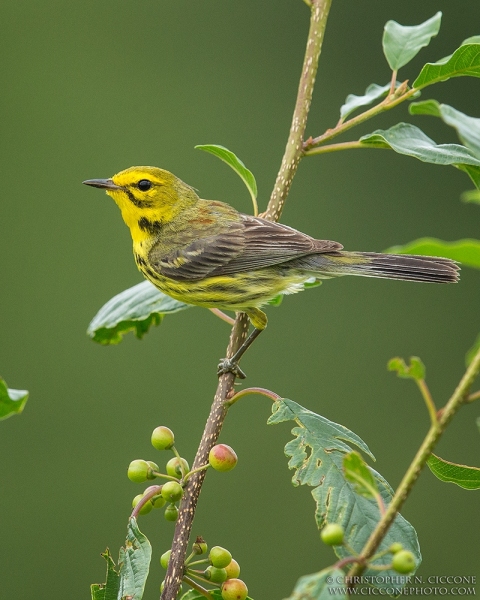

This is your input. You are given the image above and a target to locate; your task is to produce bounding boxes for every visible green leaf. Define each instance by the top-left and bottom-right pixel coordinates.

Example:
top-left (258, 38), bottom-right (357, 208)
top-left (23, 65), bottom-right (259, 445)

top-left (461, 189), bottom-right (480, 204)
top-left (117, 518), bottom-right (152, 600)
top-left (195, 144), bottom-right (258, 215)
top-left (268, 399), bottom-right (421, 587)
top-left (284, 568), bottom-right (347, 600)
top-left (87, 281), bottom-right (191, 345)
top-left (360, 123), bottom-right (480, 189)
top-left (383, 12), bottom-right (441, 71)
top-left (409, 100), bottom-right (480, 157)
top-left (388, 356), bottom-right (425, 381)
top-left (340, 82), bottom-right (398, 120)
top-left (466, 333), bottom-right (480, 367)
top-left (427, 454), bottom-right (480, 490)
top-left (385, 237), bottom-right (480, 270)
top-left (413, 44), bottom-right (480, 89)
top-left (90, 549), bottom-right (120, 600)
top-left (0, 378), bottom-right (28, 421)
top-left (343, 451), bottom-right (380, 500)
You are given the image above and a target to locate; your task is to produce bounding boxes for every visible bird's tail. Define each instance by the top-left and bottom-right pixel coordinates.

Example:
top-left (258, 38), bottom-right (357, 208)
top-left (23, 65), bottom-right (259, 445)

top-left (296, 251), bottom-right (460, 283)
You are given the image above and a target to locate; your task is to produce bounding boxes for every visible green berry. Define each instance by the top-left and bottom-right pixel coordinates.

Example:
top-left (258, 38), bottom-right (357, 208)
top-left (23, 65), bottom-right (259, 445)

top-left (389, 542), bottom-right (403, 554)
top-left (132, 494), bottom-right (153, 515)
top-left (209, 546), bottom-right (232, 569)
top-left (127, 459), bottom-right (150, 483)
top-left (146, 461), bottom-right (159, 480)
top-left (392, 550), bottom-right (416, 574)
top-left (209, 444), bottom-right (238, 472)
top-left (160, 550), bottom-right (171, 569)
top-left (221, 578), bottom-right (248, 600)
top-left (161, 481), bottom-right (184, 502)
top-left (193, 537), bottom-right (208, 555)
top-left (224, 559), bottom-right (240, 579)
top-left (152, 495), bottom-right (166, 509)
top-left (164, 504), bottom-right (179, 522)
top-left (320, 523), bottom-right (344, 546)
top-left (151, 426), bottom-right (175, 450)
top-left (166, 457), bottom-right (189, 478)
top-left (204, 566), bottom-right (228, 583)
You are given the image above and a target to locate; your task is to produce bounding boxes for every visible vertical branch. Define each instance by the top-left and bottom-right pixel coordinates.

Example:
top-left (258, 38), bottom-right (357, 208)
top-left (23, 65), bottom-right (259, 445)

top-left (162, 2), bottom-right (333, 598)
top-left (264, 0), bottom-right (332, 221)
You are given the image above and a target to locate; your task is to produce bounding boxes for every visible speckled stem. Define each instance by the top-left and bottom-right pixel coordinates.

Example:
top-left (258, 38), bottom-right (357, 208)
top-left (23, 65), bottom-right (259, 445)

top-left (264, 0), bottom-right (332, 222)
top-left (162, 2), bottom-right (332, 598)
top-left (347, 346), bottom-right (480, 583)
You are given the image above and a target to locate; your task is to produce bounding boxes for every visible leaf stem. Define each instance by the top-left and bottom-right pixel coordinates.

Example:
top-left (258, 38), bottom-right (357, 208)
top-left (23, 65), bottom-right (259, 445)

top-left (226, 386), bottom-right (282, 407)
top-left (209, 308), bottom-right (236, 326)
top-left (346, 346), bottom-right (480, 582)
top-left (303, 140), bottom-right (387, 156)
top-left (130, 485), bottom-right (162, 519)
top-left (182, 575), bottom-right (213, 600)
top-left (416, 379), bottom-right (438, 428)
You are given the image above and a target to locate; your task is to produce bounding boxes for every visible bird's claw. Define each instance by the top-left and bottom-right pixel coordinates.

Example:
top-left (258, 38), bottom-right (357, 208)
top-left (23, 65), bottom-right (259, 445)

top-left (217, 358), bottom-right (246, 379)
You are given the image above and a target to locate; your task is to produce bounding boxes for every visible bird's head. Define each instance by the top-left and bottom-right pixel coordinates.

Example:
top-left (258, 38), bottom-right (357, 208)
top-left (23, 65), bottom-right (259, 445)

top-left (83, 166), bottom-right (199, 242)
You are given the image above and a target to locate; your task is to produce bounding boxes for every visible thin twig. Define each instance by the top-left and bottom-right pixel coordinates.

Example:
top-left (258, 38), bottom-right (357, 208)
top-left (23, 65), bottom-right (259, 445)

top-left (467, 390), bottom-right (480, 402)
top-left (161, 3), bottom-right (333, 598)
top-left (346, 347), bottom-right (480, 582)
top-left (303, 140), bottom-right (387, 156)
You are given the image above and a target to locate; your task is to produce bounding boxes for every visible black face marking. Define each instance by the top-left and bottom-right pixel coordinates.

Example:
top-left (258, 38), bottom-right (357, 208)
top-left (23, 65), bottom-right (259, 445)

top-left (134, 253), bottom-right (147, 266)
top-left (138, 216), bottom-right (163, 235)
top-left (125, 188), bottom-right (153, 209)
top-left (137, 179), bottom-right (152, 191)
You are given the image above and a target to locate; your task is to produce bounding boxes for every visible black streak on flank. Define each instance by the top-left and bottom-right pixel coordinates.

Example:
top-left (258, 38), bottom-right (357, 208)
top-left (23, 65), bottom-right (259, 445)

top-left (138, 217), bottom-right (163, 235)
top-left (125, 188), bottom-right (153, 209)
top-left (134, 253), bottom-right (147, 267)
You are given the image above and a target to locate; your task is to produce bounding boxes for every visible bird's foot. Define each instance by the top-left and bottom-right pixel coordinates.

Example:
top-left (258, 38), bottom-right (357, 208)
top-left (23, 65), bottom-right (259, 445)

top-left (217, 358), bottom-right (246, 379)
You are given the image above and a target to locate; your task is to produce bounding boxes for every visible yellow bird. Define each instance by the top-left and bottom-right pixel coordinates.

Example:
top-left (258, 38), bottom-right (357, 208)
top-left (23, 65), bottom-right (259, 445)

top-left (84, 166), bottom-right (459, 378)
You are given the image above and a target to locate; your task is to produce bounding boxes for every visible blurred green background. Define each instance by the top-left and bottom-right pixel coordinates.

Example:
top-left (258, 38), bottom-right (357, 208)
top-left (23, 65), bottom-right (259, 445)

top-left (1, 1), bottom-right (479, 598)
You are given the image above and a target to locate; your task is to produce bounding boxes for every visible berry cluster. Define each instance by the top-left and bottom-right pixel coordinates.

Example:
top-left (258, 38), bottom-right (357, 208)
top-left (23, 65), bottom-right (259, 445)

top-left (161, 537), bottom-right (248, 600)
top-left (127, 426), bottom-right (238, 522)
top-left (320, 523), bottom-right (416, 574)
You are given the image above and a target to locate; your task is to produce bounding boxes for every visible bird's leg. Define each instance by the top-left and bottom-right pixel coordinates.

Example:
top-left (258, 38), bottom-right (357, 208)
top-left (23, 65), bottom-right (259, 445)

top-left (217, 309), bottom-right (267, 379)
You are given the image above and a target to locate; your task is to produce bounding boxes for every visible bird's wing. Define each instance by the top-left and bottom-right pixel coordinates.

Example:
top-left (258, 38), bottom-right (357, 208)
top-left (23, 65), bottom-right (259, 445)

top-left (148, 214), bottom-right (343, 281)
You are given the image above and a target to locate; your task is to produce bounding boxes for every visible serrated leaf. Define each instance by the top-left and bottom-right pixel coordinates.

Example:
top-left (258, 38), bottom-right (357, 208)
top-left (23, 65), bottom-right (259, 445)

top-left (117, 518), bottom-right (151, 600)
top-left (87, 281), bottom-right (191, 345)
top-left (409, 100), bottom-right (480, 157)
top-left (427, 454), bottom-right (480, 490)
top-left (195, 144), bottom-right (258, 215)
top-left (343, 451), bottom-right (379, 500)
top-left (284, 568), bottom-right (347, 600)
top-left (268, 399), bottom-right (421, 588)
top-left (91, 549), bottom-right (120, 600)
top-left (385, 237), bottom-right (480, 270)
top-left (0, 378), bottom-right (28, 421)
top-left (413, 44), bottom-right (480, 89)
top-left (388, 356), bottom-right (425, 380)
top-left (340, 82), bottom-right (399, 120)
top-left (466, 333), bottom-right (480, 367)
top-left (360, 123), bottom-right (480, 188)
top-left (383, 12), bottom-right (441, 71)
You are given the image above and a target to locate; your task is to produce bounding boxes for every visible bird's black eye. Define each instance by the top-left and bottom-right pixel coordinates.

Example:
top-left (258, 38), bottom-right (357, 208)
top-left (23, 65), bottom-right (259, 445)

top-left (137, 179), bottom-right (152, 191)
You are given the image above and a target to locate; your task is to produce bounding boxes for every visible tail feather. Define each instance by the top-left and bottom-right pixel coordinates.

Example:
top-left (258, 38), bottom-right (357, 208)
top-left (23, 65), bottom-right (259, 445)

top-left (296, 251), bottom-right (460, 283)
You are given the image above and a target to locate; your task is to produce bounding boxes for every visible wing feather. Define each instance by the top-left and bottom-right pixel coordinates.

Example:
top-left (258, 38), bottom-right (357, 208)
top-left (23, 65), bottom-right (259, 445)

top-left (148, 213), bottom-right (343, 281)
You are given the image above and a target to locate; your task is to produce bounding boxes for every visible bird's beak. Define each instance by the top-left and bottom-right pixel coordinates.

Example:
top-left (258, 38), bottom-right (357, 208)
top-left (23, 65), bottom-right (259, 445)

top-left (82, 178), bottom-right (122, 190)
